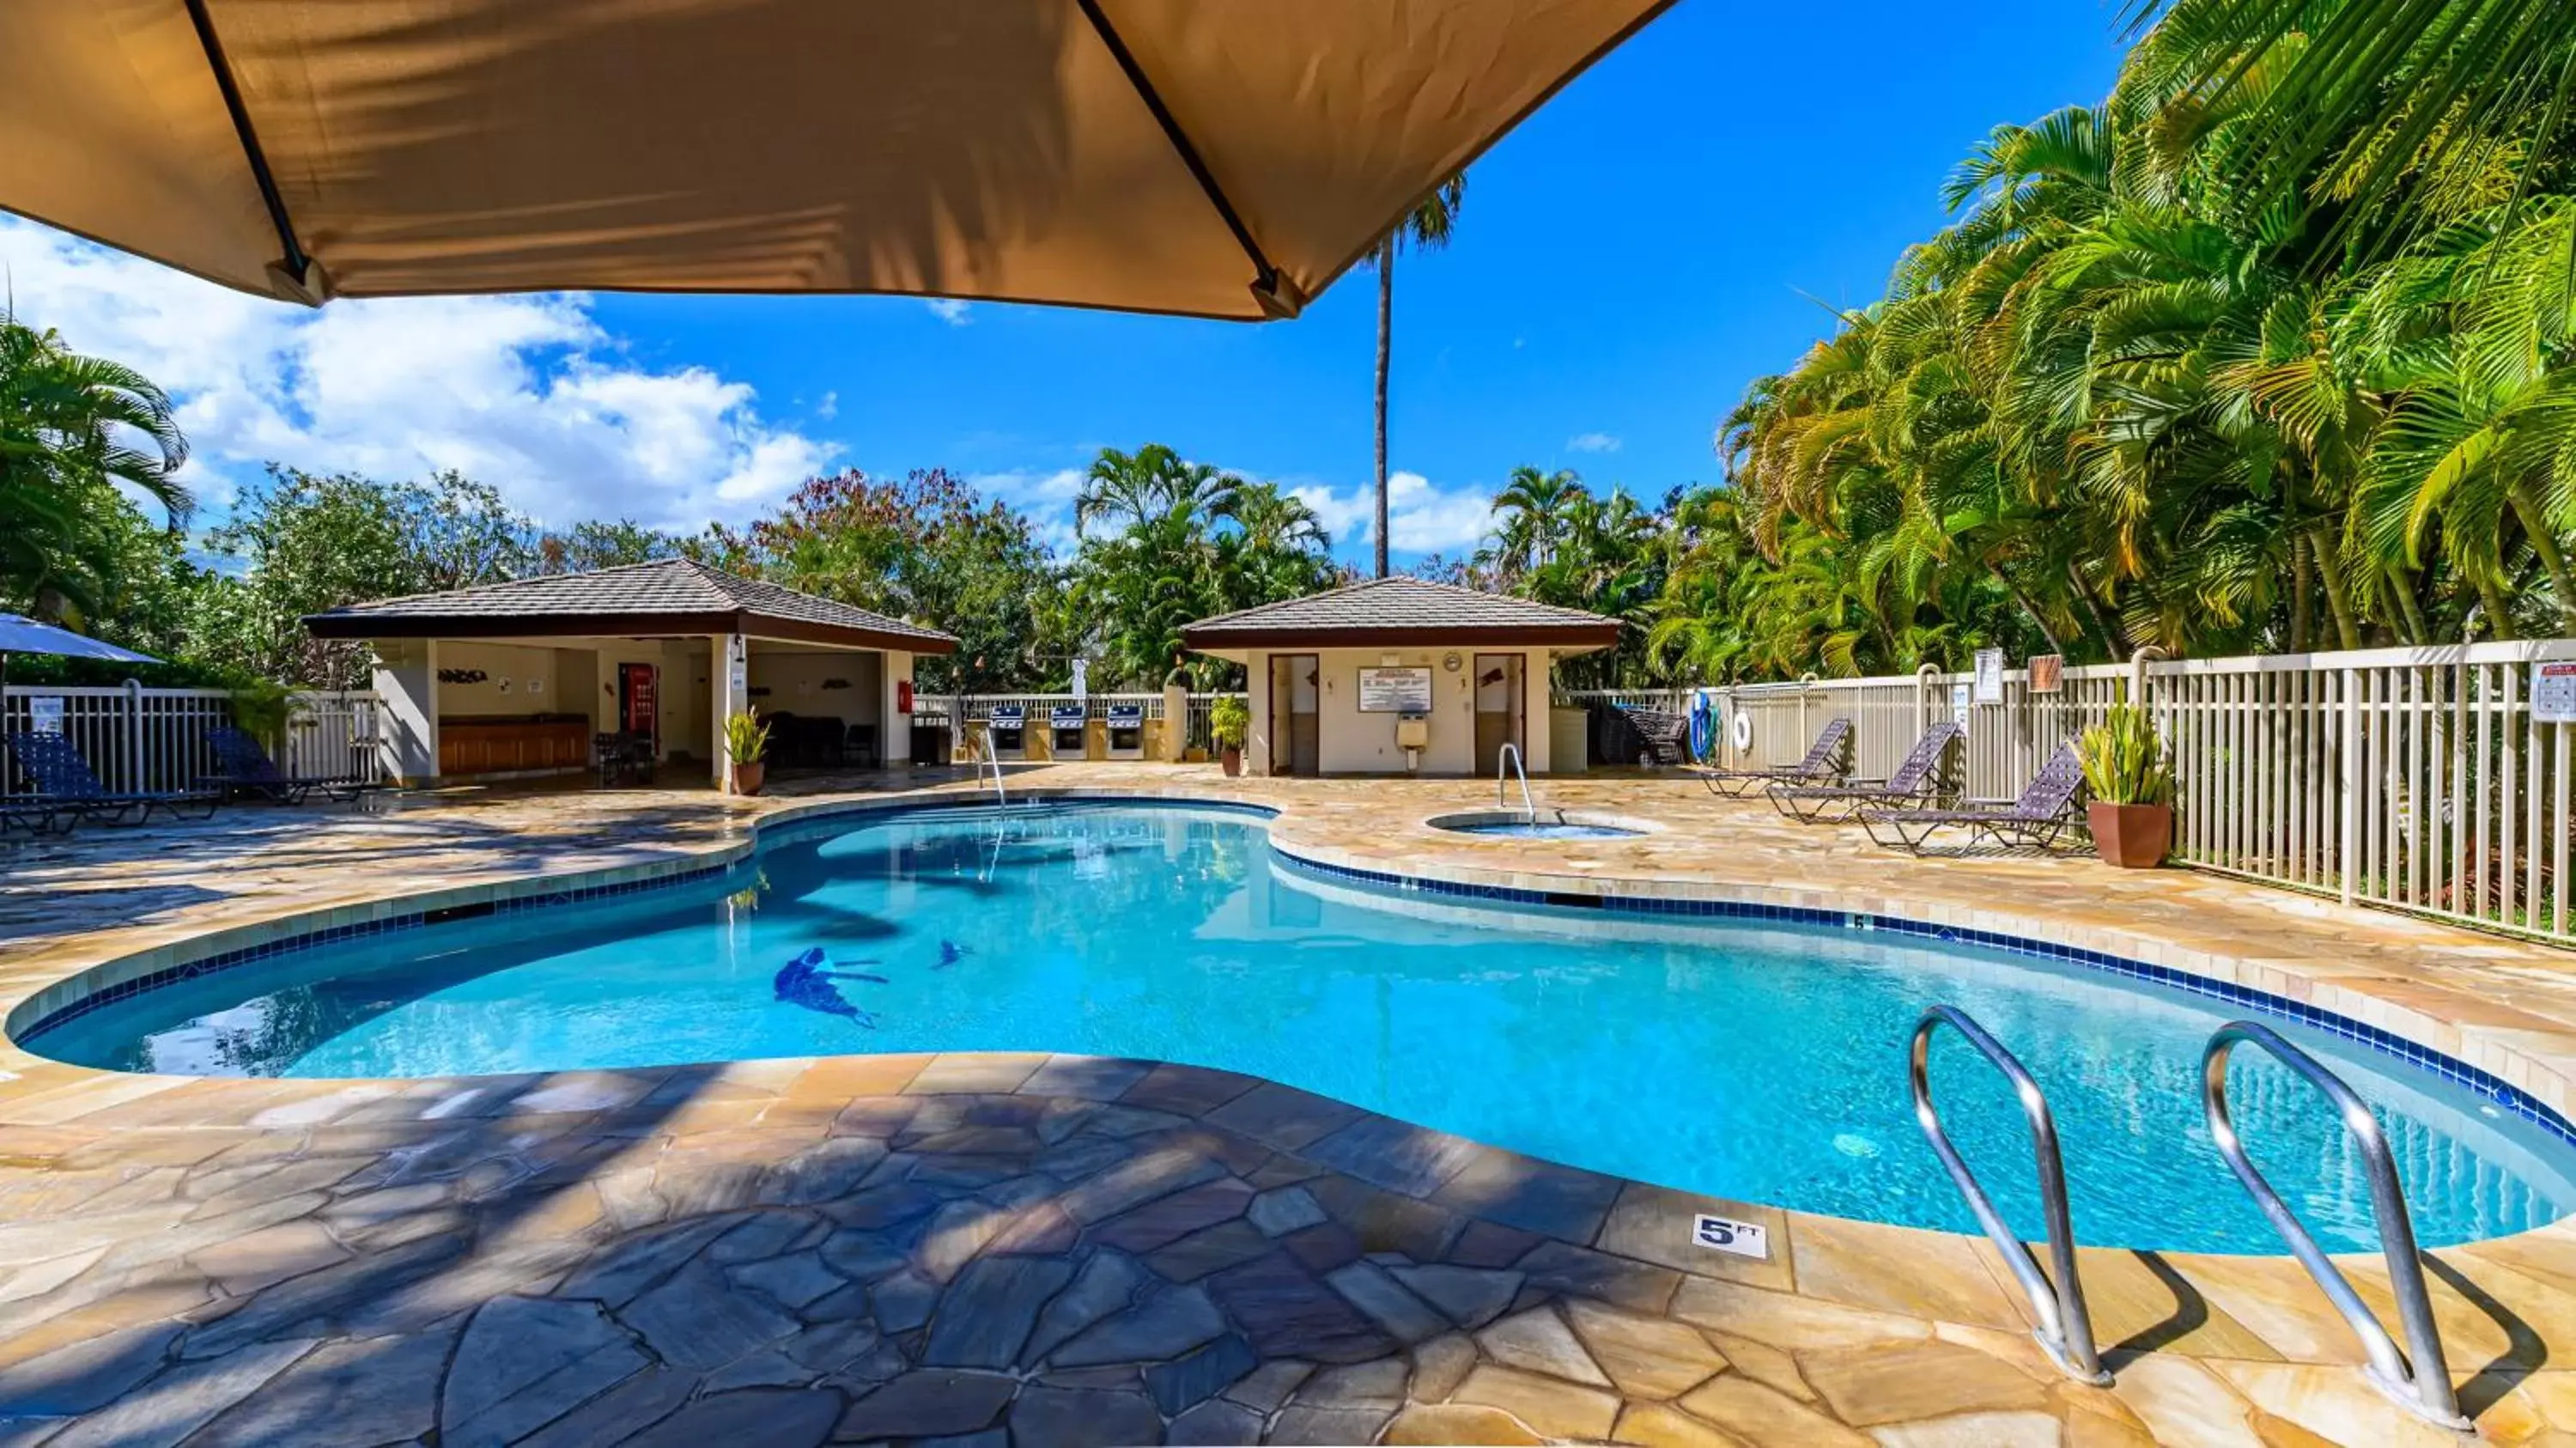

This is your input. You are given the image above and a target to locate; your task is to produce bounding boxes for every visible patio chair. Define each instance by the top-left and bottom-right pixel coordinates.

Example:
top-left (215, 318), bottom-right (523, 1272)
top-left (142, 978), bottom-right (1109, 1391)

top-left (595, 731), bottom-right (655, 788)
top-left (197, 726), bottom-right (374, 804)
top-left (1859, 742), bottom-right (2087, 855)
top-left (843, 723), bottom-right (879, 769)
top-left (1766, 721), bottom-right (1965, 823)
top-left (5, 731), bottom-right (219, 825)
top-left (1698, 717), bottom-right (1853, 798)
top-left (0, 797), bottom-right (75, 837)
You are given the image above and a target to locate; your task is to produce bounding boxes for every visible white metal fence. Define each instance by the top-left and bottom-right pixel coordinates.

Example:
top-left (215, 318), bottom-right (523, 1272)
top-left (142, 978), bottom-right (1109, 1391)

top-left (0, 685), bottom-right (381, 797)
top-left (1567, 639), bottom-right (2576, 944)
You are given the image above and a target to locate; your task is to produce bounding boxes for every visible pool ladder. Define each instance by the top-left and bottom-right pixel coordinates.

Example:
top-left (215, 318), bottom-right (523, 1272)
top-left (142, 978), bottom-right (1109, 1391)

top-left (1497, 742), bottom-right (1536, 824)
top-left (972, 725), bottom-right (1006, 806)
top-left (1909, 1006), bottom-right (2470, 1430)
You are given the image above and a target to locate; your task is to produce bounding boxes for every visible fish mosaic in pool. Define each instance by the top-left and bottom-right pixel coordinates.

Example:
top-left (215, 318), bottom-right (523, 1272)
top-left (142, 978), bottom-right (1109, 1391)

top-left (26, 801), bottom-right (2576, 1256)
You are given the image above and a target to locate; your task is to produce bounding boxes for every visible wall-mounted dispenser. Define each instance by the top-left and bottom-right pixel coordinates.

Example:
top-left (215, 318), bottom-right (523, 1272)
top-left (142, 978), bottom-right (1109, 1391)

top-left (1394, 711), bottom-right (1431, 773)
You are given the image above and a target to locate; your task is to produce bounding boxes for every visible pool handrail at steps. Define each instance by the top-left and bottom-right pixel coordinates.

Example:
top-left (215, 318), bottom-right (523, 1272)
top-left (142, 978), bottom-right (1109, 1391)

top-left (972, 726), bottom-right (1005, 806)
top-left (2202, 1020), bottom-right (2471, 1430)
top-left (1497, 741), bottom-right (1535, 824)
top-left (1909, 1004), bottom-right (2112, 1385)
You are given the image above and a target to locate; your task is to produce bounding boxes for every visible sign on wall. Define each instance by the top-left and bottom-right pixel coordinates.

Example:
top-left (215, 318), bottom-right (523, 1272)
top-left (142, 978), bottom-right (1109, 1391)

top-left (2027, 654), bottom-right (2063, 696)
top-left (2536, 661), bottom-right (2576, 724)
top-left (1972, 648), bottom-right (2006, 704)
top-left (26, 697), bottom-right (64, 735)
top-left (1357, 666), bottom-right (1433, 713)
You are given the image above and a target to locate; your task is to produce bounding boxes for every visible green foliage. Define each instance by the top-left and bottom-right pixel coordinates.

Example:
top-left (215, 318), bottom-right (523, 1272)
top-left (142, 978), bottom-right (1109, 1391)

top-left (221, 672), bottom-right (302, 751)
top-left (722, 708), bottom-right (772, 765)
top-left (0, 313), bottom-right (191, 624)
top-left (1208, 695), bottom-right (1249, 749)
top-left (2078, 703), bottom-right (2174, 806)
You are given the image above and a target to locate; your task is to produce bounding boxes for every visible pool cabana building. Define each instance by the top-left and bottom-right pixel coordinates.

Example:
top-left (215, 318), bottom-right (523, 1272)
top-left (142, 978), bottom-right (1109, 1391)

top-left (1182, 577), bottom-right (1619, 777)
top-left (305, 559), bottom-right (956, 789)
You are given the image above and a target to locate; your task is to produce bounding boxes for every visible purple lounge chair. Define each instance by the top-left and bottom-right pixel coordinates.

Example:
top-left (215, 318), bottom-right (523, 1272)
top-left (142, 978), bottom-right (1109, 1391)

top-left (1860, 742), bottom-right (2087, 854)
top-left (1767, 721), bottom-right (1965, 823)
top-left (1699, 717), bottom-right (1852, 798)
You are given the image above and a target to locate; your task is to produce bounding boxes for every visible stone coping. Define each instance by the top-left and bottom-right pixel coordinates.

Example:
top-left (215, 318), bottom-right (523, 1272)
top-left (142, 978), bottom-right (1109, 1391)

top-left (9, 769), bottom-right (2576, 1441)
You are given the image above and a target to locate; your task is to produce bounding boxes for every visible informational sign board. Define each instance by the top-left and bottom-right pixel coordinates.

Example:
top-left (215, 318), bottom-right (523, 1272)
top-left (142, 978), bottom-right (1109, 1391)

top-left (26, 697), bottom-right (64, 735)
top-left (1357, 666), bottom-right (1433, 713)
top-left (1692, 1213), bottom-right (1770, 1260)
top-left (2027, 654), bottom-right (2064, 696)
top-left (1973, 648), bottom-right (2007, 704)
top-left (1950, 683), bottom-right (1971, 727)
top-left (2537, 661), bottom-right (2576, 724)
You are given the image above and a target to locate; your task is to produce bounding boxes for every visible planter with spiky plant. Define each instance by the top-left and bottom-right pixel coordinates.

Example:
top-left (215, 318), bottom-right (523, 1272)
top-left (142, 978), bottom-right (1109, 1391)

top-left (2077, 702), bottom-right (2172, 867)
top-left (724, 708), bottom-right (773, 797)
top-left (1209, 696), bottom-right (1249, 777)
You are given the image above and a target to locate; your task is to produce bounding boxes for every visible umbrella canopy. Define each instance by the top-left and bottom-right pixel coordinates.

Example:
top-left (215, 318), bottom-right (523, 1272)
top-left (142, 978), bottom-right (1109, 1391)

top-left (0, 614), bottom-right (159, 664)
top-left (1, 1), bottom-right (1673, 319)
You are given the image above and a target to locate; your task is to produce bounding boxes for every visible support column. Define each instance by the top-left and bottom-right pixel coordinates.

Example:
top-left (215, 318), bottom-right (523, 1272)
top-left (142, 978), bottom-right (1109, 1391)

top-left (714, 633), bottom-right (746, 790)
top-left (372, 637), bottom-right (439, 785)
top-left (882, 651), bottom-right (913, 768)
top-left (1162, 679), bottom-right (1188, 762)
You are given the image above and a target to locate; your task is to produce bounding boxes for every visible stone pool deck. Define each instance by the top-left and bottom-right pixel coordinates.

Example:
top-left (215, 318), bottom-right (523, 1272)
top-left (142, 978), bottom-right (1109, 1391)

top-left (2, 764), bottom-right (2576, 1445)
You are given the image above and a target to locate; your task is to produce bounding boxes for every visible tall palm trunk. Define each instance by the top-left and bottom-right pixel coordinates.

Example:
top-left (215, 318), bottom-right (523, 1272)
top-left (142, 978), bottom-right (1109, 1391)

top-left (2308, 523), bottom-right (2360, 650)
top-left (1373, 239), bottom-right (1394, 580)
top-left (2508, 481), bottom-right (2576, 630)
top-left (1987, 562), bottom-right (2067, 656)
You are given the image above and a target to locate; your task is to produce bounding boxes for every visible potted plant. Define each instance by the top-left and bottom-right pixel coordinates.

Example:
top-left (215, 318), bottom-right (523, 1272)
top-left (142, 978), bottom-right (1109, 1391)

top-left (2077, 702), bottom-right (2172, 867)
top-left (724, 708), bottom-right (773, 796)
top-left (1209, 697), bottom-right (1249, 777)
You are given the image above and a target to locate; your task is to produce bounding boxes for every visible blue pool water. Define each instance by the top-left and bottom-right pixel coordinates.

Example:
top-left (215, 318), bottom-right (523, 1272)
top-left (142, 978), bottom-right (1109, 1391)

top-left (1446, 821), bottom-right (1643, 840)
top-left (26, 801), bottom-right (2576, 1254)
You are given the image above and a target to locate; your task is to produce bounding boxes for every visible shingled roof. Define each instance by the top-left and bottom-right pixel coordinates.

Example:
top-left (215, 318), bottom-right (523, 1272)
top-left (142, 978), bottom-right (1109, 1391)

top-left (304, 558), bottom-right (957, 654)
top-left (1182, 576), bottom-right (1619, 652)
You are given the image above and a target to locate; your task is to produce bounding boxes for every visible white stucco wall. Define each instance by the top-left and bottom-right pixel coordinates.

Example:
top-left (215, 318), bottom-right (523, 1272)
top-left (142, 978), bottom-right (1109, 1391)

top-left (434, 641), bottom-right (581, 717)
top-left (748, 649), bottom-right (883, 730)
top-left (1244, 645), bottom-right (1557, 776)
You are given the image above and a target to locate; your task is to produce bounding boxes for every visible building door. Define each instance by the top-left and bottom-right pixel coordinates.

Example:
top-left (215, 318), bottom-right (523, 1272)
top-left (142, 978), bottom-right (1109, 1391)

top-left (618, 662), bottom-right (659, 751)
top-left (1267, 654), bottom-right (1320, 776)
top-left (1474, 654), bottom-right (1523, 777)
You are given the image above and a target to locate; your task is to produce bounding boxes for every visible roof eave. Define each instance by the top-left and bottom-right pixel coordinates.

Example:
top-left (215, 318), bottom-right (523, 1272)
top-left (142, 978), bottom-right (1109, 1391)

top-left (1181, 624), bottom-right (1622, 651)
top-left (304, 608), bottom-right (957, 654)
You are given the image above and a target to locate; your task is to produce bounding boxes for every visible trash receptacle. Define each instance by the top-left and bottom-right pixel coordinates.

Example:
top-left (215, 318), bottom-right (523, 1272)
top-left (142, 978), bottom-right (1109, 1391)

top-left (910, 720), bottom-right (951, 766)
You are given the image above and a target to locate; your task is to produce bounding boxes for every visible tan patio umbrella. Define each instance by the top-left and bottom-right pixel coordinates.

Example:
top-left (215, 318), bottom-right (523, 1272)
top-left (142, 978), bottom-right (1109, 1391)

top-left (0, 1), bottom-right (1673, 320)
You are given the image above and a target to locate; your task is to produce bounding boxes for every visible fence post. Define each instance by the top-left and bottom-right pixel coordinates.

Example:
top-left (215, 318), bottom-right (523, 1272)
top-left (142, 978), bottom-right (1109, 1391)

top-left (124, 676), bottom-right (144, 794)
top-left (2341, 666), bottom-right (2361, 908)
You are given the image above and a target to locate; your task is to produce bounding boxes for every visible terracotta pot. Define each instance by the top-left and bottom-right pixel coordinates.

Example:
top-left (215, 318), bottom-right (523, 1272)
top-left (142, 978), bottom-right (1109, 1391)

top-left (2087, 800), bottom-right (2171, 868)
top-left (1220, 745), bottom-right (1242, 778)
top-left (732, 760), bottom-right (766, 797)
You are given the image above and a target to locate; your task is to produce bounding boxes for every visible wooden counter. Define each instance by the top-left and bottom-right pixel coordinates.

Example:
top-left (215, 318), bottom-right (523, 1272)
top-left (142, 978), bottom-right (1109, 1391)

top-left (439, 717), bottom-right (591, 776)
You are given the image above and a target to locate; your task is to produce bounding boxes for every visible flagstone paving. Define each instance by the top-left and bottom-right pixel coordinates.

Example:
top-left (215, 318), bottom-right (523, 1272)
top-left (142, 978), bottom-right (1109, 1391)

top-left (3, 763), bottom-right (2576, 1442)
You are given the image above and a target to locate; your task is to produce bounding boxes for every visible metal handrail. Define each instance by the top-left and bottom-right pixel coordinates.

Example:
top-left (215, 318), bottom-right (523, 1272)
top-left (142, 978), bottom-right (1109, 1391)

top-left (2202, 1022), bottom-right (2469, 1429)
top-left (1497, 742), bottom-right (1535, 824)
top-left (1910, 1006), bottom-right (2111, 1384)
top-left (972, 727), bottom-right (1006, 806)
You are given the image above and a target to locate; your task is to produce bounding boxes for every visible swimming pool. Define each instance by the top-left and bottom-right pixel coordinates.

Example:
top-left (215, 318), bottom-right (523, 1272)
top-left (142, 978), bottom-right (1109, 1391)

top-left (23, 800), bottom-right (2576, 1255)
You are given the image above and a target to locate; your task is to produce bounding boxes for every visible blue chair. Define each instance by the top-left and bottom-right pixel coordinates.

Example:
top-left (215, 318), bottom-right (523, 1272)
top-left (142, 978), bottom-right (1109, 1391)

top-left (7, 731), bottom-right (218, 824)
top-left (198, 726), bottom-right (372, 804)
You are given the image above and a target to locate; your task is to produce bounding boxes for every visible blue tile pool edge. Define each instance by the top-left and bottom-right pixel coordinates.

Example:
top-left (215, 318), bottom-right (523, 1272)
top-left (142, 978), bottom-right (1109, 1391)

top-left (12, 788), bottom-right (2573, 1163)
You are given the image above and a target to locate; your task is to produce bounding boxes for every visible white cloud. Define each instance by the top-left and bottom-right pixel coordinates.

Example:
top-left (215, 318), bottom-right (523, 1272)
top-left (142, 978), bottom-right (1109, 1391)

top-left (815, 390), bottom-right (838, 420)
top-left (926, 298), bottom-right (972, 326)
top-left (0, 216), bottom-right (835, 530)
top-left (1291, 471), bottom-right (1496, 557)
top-left (1566, 431), bottom-right (1622, 453)
top-left (966, 467), bottom-right (1084, 558)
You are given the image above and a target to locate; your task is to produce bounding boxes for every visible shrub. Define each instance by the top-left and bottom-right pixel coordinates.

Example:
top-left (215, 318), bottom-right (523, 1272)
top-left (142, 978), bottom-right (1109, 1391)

top-left (2077, 703), bottom-right (2172, 806)
top-left (722, 708), bottom-right (772, 765)
top-left (1209, 696), bottom-right (1249, 750)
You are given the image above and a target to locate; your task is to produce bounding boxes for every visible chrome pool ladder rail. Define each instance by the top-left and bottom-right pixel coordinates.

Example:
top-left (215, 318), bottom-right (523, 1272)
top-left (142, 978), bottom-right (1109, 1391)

top-left (2202, 1021), bottom-right (2470, 1430)
top-left (1909, 1004), bottom-right (2111, 1384)
top-left (973, 726), bottom-right (1006, 806)
top-left (1497, 742), bottom-right (1535, 824)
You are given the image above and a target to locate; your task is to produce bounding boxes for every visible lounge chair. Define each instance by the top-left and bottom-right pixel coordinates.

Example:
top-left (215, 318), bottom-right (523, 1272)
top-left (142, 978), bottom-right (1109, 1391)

top-left (198, 726), bottom-right (373, 803)
top-left (1767, 721), bottom-right (1965, 823)
top-left (1860, 742), bottom-right (2086, 854)
top-left (1699, 717), bottom-right (1853, 797)
top-left (6, 731), bottom-right (219, 825)
top-left (0, 797), bottom-right (74, 837)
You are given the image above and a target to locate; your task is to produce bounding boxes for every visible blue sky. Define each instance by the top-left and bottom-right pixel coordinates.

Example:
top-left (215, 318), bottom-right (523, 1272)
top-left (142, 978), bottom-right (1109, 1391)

top-left (2, 0), bottom-right (2125, 569)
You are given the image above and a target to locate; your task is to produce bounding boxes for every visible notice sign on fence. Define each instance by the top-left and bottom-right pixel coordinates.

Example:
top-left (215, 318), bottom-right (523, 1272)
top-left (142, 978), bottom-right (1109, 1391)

top-left (26, 697), bottom-right (63, 734)
top-left (2028, 654), bottom-right (2064, 695)
top-left (1973, 648), bottom-right (2006, 704)
top-left (2537, 662), bottom-right (2576, 724)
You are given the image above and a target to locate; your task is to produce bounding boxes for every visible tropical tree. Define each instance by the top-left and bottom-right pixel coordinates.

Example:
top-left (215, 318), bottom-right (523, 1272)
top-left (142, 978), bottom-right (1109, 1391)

top-left (0, 313), bottom-right (191, 623)
top-left (1370, 173), bottom-right (1467, 578)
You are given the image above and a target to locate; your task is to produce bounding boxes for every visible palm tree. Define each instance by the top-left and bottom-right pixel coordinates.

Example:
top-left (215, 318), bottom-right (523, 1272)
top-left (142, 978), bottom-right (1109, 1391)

top-left (1075, 444), bottom-right (1238, 538)
top-left (0, 313), bottom-right (190, 619)
top-left (1483, 465), bottom-right (1584, 580)
top-left (1370, 173), bottom-right (1467, 578)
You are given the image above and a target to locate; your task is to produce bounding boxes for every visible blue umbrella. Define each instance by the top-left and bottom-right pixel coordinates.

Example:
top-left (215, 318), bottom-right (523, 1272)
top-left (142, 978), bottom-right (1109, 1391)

top-left (0, 615), bottom-right (159, 713)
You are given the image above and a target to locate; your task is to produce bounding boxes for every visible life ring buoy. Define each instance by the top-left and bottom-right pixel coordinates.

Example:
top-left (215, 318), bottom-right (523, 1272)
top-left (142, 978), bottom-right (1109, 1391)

top-left (1731, 710), bottom-right (1754, 753)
